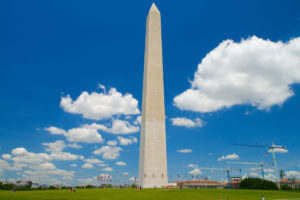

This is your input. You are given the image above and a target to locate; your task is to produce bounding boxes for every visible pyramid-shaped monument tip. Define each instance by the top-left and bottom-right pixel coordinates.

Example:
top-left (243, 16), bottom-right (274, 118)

top-left (149, 3), bottom-right (160, 13)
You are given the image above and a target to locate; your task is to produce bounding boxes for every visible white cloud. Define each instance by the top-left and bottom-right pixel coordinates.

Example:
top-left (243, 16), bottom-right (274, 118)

top-left (45, 127), bottom-right (66, 135)
top-left (60, 87), bottom-right (140, 120)
top-left (177, 149), bottom-right (192, 153)
top-left (82, 163), bottom-right (94, 169)
top-left (102, 167), bottom-right (113, 172)
top-left (78, 178), bottom-right (95, 184)
top-left (189, 168), bottom-right (202, 175)
top-left (45, 124), bottom-right (104, 144)
top-left (50, 152), bottom-right (81, 161)
top-left (11, 148), bottom-right (50, 164)
top-left (93, 146), bottom-right (123, 160)
top-left (42, 140), bottom-right (66, 153)
top-left (116, 161), bottom-right (127, 166)
top-left (268, 145), bottom-right (288, 153)
top-left (265, 173), bottom-right (277, 181)
top-left (97, 163), bottom-right (107, 167)
top-left (117, 136), bottom-right (138, 146)
top-left (106, 119), bottom-right (139, 134)
top-left (30, 163), bottom-right (56, 171)
top-left (218, 153), bottom-right (239, 161)
top-left (0, 159), bottom-right (20, 171)
top-left (170, 117), bottom-right (203, 128)
top-left (129, 177), bottom-right (136, 181)
top-left (20, 161), bottom-right (75, 185)
top-left (285, 171), bottom-right (300, 179)
top-left (133, 116), bottom-right (141, 125)
top-left (187, 164), bottom-right (196, 168)
top-left (68, 143), bottom-right (82, 149)
top-left (2, 154), bottom-right (11, 160)
top-left (84, 158), bottom-right (103, 164)
top-left (264, 168), bottom-right (274, 173)
top-left (42, 140), bottom-right (82, 161)
top-left (249, 172), bottom-right (259, 177)
top-left (107, 140), bottom-right (117, 146)
top-left (174, 36), bottom-right (300, 113)
top-left (70, 164), bottom-right (77, 167)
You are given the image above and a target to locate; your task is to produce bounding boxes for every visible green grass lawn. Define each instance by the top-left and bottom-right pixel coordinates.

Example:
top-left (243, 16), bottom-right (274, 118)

top-left (0, 189), bottom-right (300, 200)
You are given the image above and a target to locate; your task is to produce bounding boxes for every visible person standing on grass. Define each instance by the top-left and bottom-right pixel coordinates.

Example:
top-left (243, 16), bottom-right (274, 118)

top-left (262, 196), bottom-right (265, 200)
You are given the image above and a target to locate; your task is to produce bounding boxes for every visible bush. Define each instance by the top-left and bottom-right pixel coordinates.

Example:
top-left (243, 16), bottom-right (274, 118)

top-left (85, 185), bottom-right (94, 189)
top-left (240, 178), bottom-right (278, 190)
top-left (0, 182), bottom-right (14, 190)
top-left (280, 184), bottom-right (293, 190)
top-left (48, 186), bottom-right (57, 190)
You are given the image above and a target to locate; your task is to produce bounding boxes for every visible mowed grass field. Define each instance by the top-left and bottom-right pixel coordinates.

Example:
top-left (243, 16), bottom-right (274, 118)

top-left (0, 189), bottom-right (300, 200)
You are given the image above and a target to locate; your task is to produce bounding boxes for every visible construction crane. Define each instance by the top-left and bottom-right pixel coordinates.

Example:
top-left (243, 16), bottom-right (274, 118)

top-left (227, 161), bottom-right (273, 180)
top-left (197, 165), bottom-right (241, 189)
top-left (234, 141), bottom-right (287, 181)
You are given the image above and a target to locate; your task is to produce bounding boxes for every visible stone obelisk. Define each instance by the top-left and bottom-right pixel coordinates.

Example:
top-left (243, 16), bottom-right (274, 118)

top-left (138, 3), bottom-right (168, 188)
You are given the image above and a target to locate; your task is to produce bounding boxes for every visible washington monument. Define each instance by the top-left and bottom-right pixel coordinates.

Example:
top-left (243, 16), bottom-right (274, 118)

top-left (138, 3), bottom-right (168, 188)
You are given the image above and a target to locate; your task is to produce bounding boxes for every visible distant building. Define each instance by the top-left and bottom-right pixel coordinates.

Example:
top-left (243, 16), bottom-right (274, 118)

top-left (177, 180), bottom-right (224, 189)
top-left (279, 179), bottom-right (300, 189)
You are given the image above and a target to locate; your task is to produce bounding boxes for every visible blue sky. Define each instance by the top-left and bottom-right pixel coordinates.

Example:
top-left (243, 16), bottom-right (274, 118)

top-left (0, 0), bottom-right (300, 185)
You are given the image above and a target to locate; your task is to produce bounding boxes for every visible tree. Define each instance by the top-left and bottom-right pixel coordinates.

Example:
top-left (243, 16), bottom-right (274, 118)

top-left (48, 185), bottom-right (57, 190)
top-left (85, 185), bottom-right (94, 189)
top-left (240, 178), bottom-right (278, 190)
top-left (280, 184), bottom-right (293, 190)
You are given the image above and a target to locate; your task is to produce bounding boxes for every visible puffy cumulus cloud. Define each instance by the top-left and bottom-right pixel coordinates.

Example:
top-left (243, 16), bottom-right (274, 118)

top-left (11, 148), bottom-right (50, 164)
top-left (78, 178), bottom-right (97, 185)
top-left (45, 127), bottom-right (66, 135)
top-left (264, 168), bottom-right (274, 173)
top-left (218, 153), bottom-right (239, 161)
top-left (116, 161), bottom-right (127, 166)
top-left (70, 164), bottom-right (77, 167)
top-left (30, 163), bottom-right (56, 171)
top-left (68, 143), bottom-right (82, 149)
top-left (174, 36), bottom-right (300, 113)
top-left (249, 172), bottom-right (259, 177)
top-left (60, 87), bottom-right (140, 120)
top-left (22, 163), bottom-right (74, 185)
top-left (265, 173), bottom-right (277, 181)
top-left (107, 140), bottom-right (117, 146)
top-left (42, 140), bottom-right (83, 161)
top-left (268, 145), bottom-right (288, 153)
top-left (97, 163), bottom-right (107, 167)
top-left (170, 117), bottom-right (203, 128)
top-left (82, 163), bottom-right (94, 169)
top-left (117, 136), bottom-right (138, 146)
top-left (84, 158), bottom-right (104, 164)
top-left (106, 119), bottom-right (139, 134)
top-left (101, 167), bottom-right (113, 172)
top-left (177, 149), bottom-right (192, 153)
top-left (45, 124), bottom-right (104, 144)
top-left (93, 146), bottom-right (123, 160)
top-left (0, 159), bottom-right (20, 171)
top-left (2, 154), bottom-right (11, 160)
top-left (189, 168), bottom-right (202, 175)
top-left (50, 152), bottom-right (82, 161)
top-left (42, 140), bottom-right (66, 153)
top-left (285, 170), bottom-right (300, 179)
top-left (129, 177), bottom-right (136, 182)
